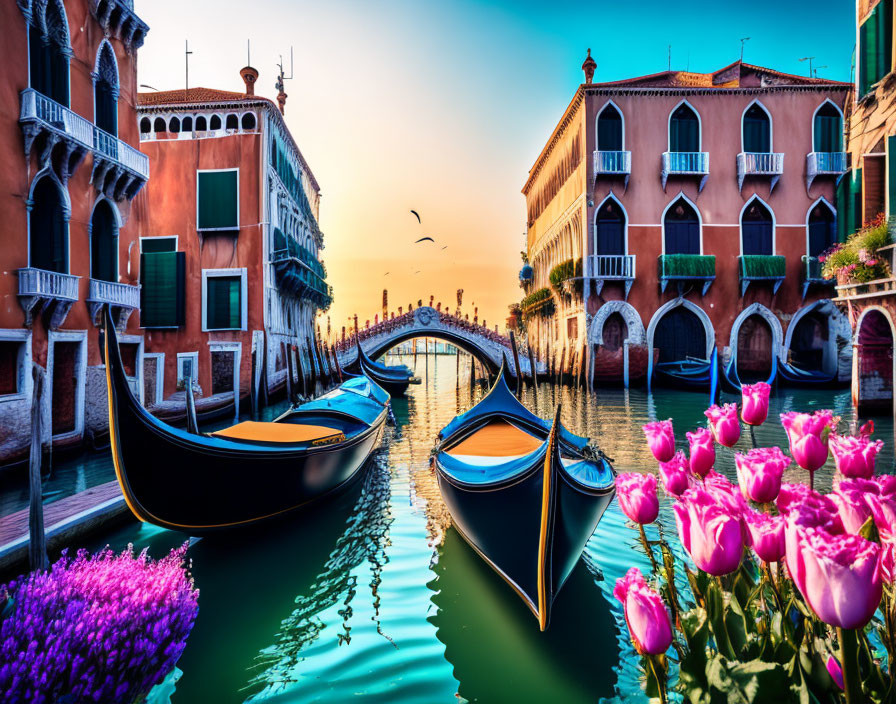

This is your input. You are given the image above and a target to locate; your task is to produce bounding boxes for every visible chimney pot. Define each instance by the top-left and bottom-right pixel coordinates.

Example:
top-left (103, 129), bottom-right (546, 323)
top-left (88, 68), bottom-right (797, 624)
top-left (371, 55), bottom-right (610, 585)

top-left (240, 66), bottom-right (258, 95)
top-left (582, 48), bottom-right (596, 84)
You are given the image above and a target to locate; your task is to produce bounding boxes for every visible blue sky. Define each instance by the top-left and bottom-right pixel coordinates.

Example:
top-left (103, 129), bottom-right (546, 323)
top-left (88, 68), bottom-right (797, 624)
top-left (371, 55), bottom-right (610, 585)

top-left (136, 0), bottom-right (856, 329)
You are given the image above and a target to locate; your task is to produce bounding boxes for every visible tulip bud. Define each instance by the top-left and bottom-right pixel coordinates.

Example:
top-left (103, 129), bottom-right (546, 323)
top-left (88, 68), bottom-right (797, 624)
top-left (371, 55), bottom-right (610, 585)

top-left (704, 404), bottom-right (741, 448)
top-left (780, 410), bottom-right (838, 474)
top-left (616, 473), bottom-right (660, 525)
top-left (674, 486), bottom-right (745, 576)
top-left (613, 567), bottom-right (673, 655)
top-left (743, 510), bottom-right (785, 563)
top-left (643, 420), bottom-right (675, 463)
top-left (741, 382), bottom-right (771, 426)
top-left (734, 446), bottom-right (789, 504)
top-left (685, 427), bottom-right (715, 478)
top-left (659, 451), bottom-right (692, 498)
top-left (829, 433), bottom-right (884, 479)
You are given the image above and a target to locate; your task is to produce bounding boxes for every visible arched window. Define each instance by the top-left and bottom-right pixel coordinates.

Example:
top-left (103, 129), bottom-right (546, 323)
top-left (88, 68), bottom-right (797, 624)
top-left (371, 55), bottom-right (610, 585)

top-left (209, 114), bottom-right (222, 130)
top-left (596, 103), bottom-right (623, 151)
top-left (90, 199), bottom-right (118, 282)
top-left (808, 201), bottom-right (837, 256)
top-left (225, 114), bottom-right (239, 130)
top-left (153, 117), bottom-right (166, 133)
top-left (595, 198), bottom-right (625, 255)
top-left (241, 113), bottom-right (256, 130)
top-left (29, 0), bottom-right (70, 106)
top-left (94, 42), bottom-right (118, 136)
top-left (181, 116), bottom-right (193, 132)
top-left (742, 103), bottom-right (771, 153)
top-left (195, 115), bottom-right (208, 131)
top-left (29, 176), bottom-right (68, 273)
top-left (602, 312), bottom-right (628, 351)
top-left (169, 116), bottom-right (180, 134)
top-left (813, 102), bottom-right (842, 153)
top-left (741, 199), bottom-right (774, 255)
top-left (139, 117), bottom-right (151, 134)
top-left (655, 307), bottom-right (706, 363)
top-left (669, 103), bottom-right (699, 152)
top-left (663, 198), bottom-right (700, 254)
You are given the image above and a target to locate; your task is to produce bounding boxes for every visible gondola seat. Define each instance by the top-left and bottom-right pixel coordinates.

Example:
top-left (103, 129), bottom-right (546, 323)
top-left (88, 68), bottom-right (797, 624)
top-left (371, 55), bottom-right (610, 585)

top-left (445, 420), bottom-right (544, 458)
top-left (211, 421), bottom-right (346, 446)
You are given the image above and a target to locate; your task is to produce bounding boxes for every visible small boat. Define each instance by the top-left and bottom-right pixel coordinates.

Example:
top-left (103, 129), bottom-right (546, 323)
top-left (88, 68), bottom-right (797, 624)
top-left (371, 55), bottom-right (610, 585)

top-left (720, 351), bottom-right (778, 393)
top-left (103, 308), bottom-right (390, 533)
top-left (775, 357), bottom-right (839, 388)
top-left (347, 340), bottom-right (420, 396)
top-left (433, 366), bottom-right (615, 630)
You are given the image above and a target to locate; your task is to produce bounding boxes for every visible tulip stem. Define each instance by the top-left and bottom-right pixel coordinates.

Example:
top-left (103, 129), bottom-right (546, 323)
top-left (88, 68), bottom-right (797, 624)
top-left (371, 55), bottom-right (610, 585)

top-left (639, 524), bottom-right (660, 572)
top-left (749, 425), bottom-right (757, 449)
top-left (837, 627), bottom-right (861, 704)
top-left (647, 654), bottom-right (668, 704)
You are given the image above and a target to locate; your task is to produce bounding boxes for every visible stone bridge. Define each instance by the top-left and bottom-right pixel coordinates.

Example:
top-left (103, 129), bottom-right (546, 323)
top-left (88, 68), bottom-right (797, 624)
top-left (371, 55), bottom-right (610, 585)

top-left (335, 307), bottom-right (542, 377)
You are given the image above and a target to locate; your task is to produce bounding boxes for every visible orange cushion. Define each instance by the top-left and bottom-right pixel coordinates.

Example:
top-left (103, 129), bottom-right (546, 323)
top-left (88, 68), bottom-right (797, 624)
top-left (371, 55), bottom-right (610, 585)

top-left (446, 419), bottom-right (543, 457)
top-left (211, 421), bottom-right (344, 445)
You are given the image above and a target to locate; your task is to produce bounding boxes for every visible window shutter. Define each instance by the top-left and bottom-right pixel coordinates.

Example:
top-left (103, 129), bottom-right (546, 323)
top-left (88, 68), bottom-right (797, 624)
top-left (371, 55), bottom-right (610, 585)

top-left (197, 171), bottom-right (239, 230)
top-left (888, 136), bottom-right (896, 217)
top-left (206, 276), bottom-right (241, 330)
top-left (140, 252), bottom-right (185, 327)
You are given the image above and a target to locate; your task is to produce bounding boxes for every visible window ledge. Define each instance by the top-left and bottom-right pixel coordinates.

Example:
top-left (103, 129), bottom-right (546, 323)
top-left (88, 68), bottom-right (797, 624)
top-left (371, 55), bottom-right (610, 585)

top-left (0, 392), bottom-right (27, 404)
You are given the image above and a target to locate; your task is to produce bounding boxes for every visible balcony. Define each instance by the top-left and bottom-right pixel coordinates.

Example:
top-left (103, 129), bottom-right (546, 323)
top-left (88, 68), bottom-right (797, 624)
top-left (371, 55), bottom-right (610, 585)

top-left (87, 279), bottom-right (141, 329)
top-left (738, 255), bottom-right (786, 296)
top-left (593, 150), bottom-right (632, 188)
top-left (20, 89), bottom-right (149, 200)
top-left (658, 254), bottom-right (715, 295)
top-left (586, 254), bottom-right (636, 300)
top-left (806, 152), bottom-right (848, 192)
top-left (17, 267), bottom-right (80, 329)
top-left (662, 151), bottom-right (709, 192)
top-left (736, 152), bottom-right (784, 193)
top-left (800, 255), bottom-right (835, 300)
top-left (271, 236), bottom-right (332, 310)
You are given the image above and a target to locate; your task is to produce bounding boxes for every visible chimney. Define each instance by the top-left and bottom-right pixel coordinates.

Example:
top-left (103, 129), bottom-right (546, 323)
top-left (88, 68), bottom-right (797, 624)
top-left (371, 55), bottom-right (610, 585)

top-left (582, 48), bottom-right (596, 84)
top-left (240, 66), bottom-right (258, 95)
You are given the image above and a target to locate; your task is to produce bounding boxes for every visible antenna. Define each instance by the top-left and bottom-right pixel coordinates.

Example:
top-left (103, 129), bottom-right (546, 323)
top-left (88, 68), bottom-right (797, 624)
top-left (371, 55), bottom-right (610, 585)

top-left (798, 56), bottom-right (815, 76)
top-left (739, 37), bottom-right (750, 62)
top-left (247, 39), bottom-right (251, 66)
top-left (184, 40), bottom-right (193, 99)
top-left (814, 65), bottom-right (828, 78)
top-left (667, 44), bottom-right (671, 71)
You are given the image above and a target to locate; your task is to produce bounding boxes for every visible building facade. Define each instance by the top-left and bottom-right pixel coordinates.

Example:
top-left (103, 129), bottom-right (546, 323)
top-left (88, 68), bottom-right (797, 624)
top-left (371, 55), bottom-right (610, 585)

top-left (0, 0), bottom-right (150, 464)
top-left (135, 70), bottom-right (330, 420)
top-left (521, 59), bottom-right (854, 388)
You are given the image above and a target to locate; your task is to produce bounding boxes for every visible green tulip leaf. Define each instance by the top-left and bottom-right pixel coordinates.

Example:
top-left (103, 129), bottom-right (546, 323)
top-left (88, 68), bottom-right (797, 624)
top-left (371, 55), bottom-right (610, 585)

top-left (859, 516), bottom-right (881, 544)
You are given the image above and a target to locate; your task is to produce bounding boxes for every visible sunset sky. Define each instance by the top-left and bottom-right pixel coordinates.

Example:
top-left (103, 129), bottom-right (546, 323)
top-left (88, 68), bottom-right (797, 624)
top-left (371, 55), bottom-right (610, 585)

top-left (134, 0), bottom-right (854, 334)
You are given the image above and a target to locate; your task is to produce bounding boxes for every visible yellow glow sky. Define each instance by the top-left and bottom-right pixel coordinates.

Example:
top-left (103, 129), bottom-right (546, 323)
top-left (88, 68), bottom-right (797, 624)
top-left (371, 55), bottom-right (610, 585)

top-left (134, 0), bottom-right (852, 336)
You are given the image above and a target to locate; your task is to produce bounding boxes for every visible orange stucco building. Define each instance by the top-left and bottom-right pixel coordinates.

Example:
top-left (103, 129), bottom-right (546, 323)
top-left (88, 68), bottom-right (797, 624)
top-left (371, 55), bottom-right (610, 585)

top-left (135, 72), bottom-right (330, 420)
top-left (0, 0), bottom-right (149, 464)
top-left (521, 58), bottom-right (854, 389)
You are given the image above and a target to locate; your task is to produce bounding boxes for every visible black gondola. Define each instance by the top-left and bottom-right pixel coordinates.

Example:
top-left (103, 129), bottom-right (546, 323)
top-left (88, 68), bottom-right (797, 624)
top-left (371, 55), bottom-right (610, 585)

top-left (433, 367), bottom-right (615, 630)
top-left (103, 308), bottom-right (390, 533)
top-left (346, 339), bottom-right (420, 396)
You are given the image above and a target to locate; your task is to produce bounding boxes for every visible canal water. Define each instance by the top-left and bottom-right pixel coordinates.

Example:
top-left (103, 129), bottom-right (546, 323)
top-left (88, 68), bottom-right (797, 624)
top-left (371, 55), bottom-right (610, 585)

top-left (22, 352), bottom-right (895, 702)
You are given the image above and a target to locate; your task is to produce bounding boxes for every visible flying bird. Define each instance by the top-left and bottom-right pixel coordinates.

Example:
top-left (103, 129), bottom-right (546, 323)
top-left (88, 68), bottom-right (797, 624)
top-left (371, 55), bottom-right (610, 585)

top-left (415, 237), bottom-right (435, 244)
top-left (410, 210), bottom-right (421, 223)
top-left (384, 272), bottom-right (390, 276)
top-left (441, 245), bottom-right (448, 250)
top-left (414, 270), bottom-right (421, 274)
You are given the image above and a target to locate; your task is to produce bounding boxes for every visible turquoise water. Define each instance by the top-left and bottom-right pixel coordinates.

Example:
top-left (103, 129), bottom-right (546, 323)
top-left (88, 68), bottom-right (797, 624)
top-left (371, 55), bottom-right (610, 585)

top-left (85, 354), bottom-right (891, 703)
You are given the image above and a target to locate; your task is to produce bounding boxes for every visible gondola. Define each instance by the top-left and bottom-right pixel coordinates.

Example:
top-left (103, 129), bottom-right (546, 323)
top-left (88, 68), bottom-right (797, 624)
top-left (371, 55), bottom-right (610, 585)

top-left (775, 357), bottom-right (840, 388)
top-left (102, 308), bottom-right (390, 533)
top-left (433, 365), bottom-right (615, 630)
top-left (347, 339), bottom-right (420, 396)
top-left (720, 350), bottom-right (777, 394)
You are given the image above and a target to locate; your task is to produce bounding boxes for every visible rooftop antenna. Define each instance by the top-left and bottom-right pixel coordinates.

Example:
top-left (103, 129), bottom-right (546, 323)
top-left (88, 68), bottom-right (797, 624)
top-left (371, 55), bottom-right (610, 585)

top-left (814, 65), bottom-right (828, 78)
top-left (798, 56), bottom-right (815, 77)
top-left (739, 37), bottom-right (750, 62)
top-left (275, 47), bottom-right (294, 115)
top-left (667, 44), bottom-right (671, 71)
top-left (184, 40), bottom-right (193, 100)
top-left (247, 39), bottom-right (251, 66)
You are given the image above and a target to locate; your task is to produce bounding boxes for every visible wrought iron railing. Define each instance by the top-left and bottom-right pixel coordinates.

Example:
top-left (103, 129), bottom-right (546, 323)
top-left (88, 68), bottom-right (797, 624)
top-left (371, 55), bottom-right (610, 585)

top-left (586, 254), bottom-right (636, 279)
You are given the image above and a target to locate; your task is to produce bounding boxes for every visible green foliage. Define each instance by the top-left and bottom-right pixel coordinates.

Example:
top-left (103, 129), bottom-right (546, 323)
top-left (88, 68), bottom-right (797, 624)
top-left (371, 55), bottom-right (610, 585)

top-left (548, 258), bottom-right (583, 298)
top-left (821, 213), bottom-right (892, 283)
top-left (659, 254), bottom-right (716, 279)
top-left (520, 287), bottom-right (554, 319)
top-left (740, 255), bottom-right (786, 279)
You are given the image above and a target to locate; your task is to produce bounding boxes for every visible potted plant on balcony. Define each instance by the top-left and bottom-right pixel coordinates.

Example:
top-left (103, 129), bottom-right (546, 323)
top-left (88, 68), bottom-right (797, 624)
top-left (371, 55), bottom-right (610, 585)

top-left (821, 213), bottom-right (891, 285)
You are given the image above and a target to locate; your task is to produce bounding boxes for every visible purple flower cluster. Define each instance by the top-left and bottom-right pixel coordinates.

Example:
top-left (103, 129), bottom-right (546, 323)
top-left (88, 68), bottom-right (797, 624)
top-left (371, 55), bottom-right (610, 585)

top-left (0, 544), bottom-right (198, 704)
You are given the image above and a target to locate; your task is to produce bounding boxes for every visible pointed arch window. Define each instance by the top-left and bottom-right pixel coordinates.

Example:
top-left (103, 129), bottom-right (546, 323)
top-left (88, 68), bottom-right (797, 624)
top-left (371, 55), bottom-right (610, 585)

top-left (29, 0), bottom-right (70, 106)
top-left (91, 200), bottom-right (118, 282)
top-left (741, 199), bottom-right (774, 255)
top-left (29, 176), bottom-right (68, 273)
top-left (94, 43), bottom-right (118, 136)
top-left (808, 202), bottom-right (837, 257)
top-left (597, 104), bottom-right (623, 151)
top-left (814, 103), bottom-right (843, 153)
top-left (669, 104), bottom-right (699, 152)
top-left (743, 104), bottom-right (771, 153)
top-left (664, 198), bottom-right (700, 254)
top-left (595, 198), bottom-right (625, 255)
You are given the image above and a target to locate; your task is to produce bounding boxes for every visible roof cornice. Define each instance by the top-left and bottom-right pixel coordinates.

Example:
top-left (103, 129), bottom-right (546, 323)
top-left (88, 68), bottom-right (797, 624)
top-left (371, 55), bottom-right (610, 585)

top-left (522, 87), bottom-right (585, 195)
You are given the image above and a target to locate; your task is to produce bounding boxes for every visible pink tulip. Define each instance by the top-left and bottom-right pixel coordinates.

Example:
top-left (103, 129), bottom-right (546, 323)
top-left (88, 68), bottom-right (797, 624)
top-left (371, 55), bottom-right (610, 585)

top-left (674, 486), bottom-right (745, 576)
top-left (830, 478), bottom-right (879, 534)
top-left (703, 470), bottom-right (745, 508)
top-left (613, 567), bottom-right (673, 655)
top-left (743, 510), bottom-right (785, 563)
top-left (686, 427), bottom-right (715, 478)
top-left (827, 655), bottom-right (844, 690)
top-left (876, 474), bottom-right (896, 498)
top-left (829, 433), bottom-right (884, 479)
top-left (741, 382), bottom-right (771, 426)
top-left (860, 420), bottom-right (875, 438)
top-left (643, 420), bottom-right (675, 463)
top-left (659, 451), bottom-right (692, 498)
top-left (616, 473), bottom-right (659, 525)
top-left (780, 410), bottom-right (838, 473)
top-left (734, 447), bottom-right (789, 504)
top-left (791, 524), bottom-right (882, 629)
top-left (777, 482), bottom-right (841, 522)
top-left (705, 404), bottom-right (741, 447)
top-left (779, 485), bottom-right (844, 597)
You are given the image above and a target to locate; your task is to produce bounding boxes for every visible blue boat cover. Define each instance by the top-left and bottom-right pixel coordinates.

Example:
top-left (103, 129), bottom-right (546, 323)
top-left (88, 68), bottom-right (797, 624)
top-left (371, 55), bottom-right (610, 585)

top-left (340, 375), bottom-right (391, 406)
top-left (562, 459), bottom-right (615, 490)
top-left (438, 444), bottom-right (548, 485)
top-left (297, 387), bottom-right (385, 426)
top-left (438, 365), bottom-right (590, 452)
top-left (358, 344), bottom-right (413, 379)
top-left (776, 358), bottom-right (836, 384)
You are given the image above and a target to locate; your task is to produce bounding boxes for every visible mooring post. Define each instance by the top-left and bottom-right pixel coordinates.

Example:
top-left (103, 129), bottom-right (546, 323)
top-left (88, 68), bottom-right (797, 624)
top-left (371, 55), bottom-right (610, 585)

top-left (307, 337), bottom-right (319, 395)
top-left (185, 377), bottom-right (200, 435)
top-left (29, 364), bottom-right (48, 572)
top-left (285, 343), bottom-right (295, 405)
top-left (250, 341), bottom-right (259, 419)
top-left (260, 331), bottom-right (269, 409)
top-left (509, 331), bottom-right (523, 398)
top-left (528, 343), bottom-right (539, 404)
top-left (294, 344), bottom-right (307, 399)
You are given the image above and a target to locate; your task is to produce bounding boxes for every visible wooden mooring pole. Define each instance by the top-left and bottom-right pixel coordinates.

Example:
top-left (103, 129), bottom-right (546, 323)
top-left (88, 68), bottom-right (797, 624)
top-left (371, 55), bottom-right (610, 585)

top-left (29, 365), bottom-right (48, 572)
top-left (185, 379), bottom-right (200, 435)
top-left (250, 342), bottom-right (259, 419)
top-left (528, 343), bottom-right (539, 404)
top-left (509, 331), bottom-right (523, 398)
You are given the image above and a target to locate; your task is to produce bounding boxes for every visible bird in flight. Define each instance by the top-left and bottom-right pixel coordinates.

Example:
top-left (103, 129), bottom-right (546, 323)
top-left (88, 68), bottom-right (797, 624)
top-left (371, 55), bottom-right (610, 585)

top-left (415, 237), bottom-right (435, 244)
top-left (384, 272), bottom-right (390, 276)
top-left (410, 210), bottom-right (421, 224)
top-left (441, 245), bottom-right (448, 250)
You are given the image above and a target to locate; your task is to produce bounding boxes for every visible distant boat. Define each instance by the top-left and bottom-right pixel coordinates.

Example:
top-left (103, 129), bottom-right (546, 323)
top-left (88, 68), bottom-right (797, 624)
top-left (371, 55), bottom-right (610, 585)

top-left (103, 308), bottom-right (389, 533)
top-left (433, 366), bottom-right (615, 630)
top-left (346, 340), bottom-right (420, 396)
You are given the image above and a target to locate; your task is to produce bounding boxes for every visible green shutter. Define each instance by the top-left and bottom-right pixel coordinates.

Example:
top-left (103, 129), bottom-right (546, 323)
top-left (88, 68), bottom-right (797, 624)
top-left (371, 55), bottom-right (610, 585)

top-left (197, 170), bottom-right (238, 230)
top-left (860, 1), bottom-right (894, 96)
top-left (141, 237), bottom-right (176, 253)
top-left (140, 252), bottom-right (185, 327)
top-left (206, 276), bottom-right (241, 329)
top-left (888, 136), bottom-right (896, 217)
